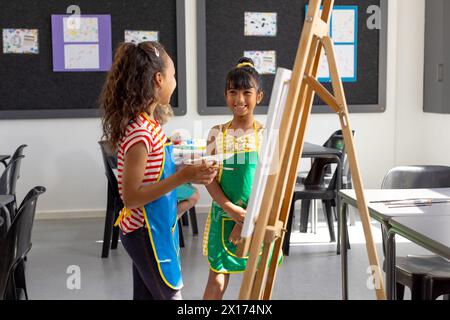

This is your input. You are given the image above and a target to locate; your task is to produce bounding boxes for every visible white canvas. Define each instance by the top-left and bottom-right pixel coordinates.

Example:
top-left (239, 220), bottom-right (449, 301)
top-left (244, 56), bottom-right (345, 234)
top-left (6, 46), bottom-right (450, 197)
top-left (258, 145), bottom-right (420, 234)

top-left (64, 44), bottom-right (100, 69)
top-left (241, 68), bottom-right (292, 238)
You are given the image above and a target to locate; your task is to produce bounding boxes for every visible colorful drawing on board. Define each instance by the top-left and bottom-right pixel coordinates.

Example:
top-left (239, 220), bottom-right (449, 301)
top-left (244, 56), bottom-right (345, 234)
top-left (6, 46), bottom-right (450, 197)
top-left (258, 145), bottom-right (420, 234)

top-left (307, 5), bottom-right (358, 82)
top-left (124, 30), bottom-right (159, 44)
top-left (244, 12), bottom-right (277, 37)
top-left (243, 50), bottom-right (276, 75)
top-left (63, 17), bottom-right (99, 42)
top-left (64, 44), bottom-right (100, 69)
top-left (332, 9), bottom-right (356, 43)
top-left (318, 45), bottom-right (355, 80)
top-left (51, 14), bottom-right (112, 72)
top-left (2, 28), bottom-right (39, 54)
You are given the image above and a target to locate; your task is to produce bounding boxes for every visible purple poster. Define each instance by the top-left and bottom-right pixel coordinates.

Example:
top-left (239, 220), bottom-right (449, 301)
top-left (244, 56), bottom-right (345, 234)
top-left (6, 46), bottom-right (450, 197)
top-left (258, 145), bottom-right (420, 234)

top-left (51, 14), bottom-right (112, 72)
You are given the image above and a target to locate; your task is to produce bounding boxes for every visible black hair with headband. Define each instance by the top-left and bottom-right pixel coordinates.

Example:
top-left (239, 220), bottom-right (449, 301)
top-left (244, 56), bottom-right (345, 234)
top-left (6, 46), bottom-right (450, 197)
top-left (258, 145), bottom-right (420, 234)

top-left (225, 57), bottom-right (263, 94)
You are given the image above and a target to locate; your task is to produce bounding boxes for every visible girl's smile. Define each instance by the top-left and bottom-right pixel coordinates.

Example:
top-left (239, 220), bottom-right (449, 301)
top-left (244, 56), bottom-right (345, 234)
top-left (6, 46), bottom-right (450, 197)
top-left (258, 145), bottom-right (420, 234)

top-left (226, 88), bottom-right (263, 117)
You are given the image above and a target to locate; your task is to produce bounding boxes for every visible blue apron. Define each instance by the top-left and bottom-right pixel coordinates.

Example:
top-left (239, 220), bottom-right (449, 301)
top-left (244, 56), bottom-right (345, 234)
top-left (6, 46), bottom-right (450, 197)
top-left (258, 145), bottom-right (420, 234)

top-left (115, 114), bottom-right (182, 290)
top-left (142, 139), bottom-right (182, 290)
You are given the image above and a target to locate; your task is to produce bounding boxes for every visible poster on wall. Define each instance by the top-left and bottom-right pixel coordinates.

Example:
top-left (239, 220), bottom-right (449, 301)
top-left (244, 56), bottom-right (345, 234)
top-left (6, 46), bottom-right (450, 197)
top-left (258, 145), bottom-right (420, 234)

top-left (124, 30), bottom-right (159, 44)
top-left (243, 50), bottom-right (277, 75)
top-left (244, 12), bottom-right (277, 37)
top-left (312, 5), bottom-right (358, 82)
top-left (2, 28), bottom-right (39, 54)
top-left (51, 14), bottom-right (112, 72)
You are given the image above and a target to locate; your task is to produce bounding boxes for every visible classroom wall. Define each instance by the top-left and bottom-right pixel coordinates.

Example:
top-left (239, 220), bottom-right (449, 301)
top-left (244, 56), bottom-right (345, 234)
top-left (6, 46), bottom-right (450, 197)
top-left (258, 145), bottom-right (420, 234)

top-left (394, 0), bottom-right (450, 167)
top-left (0, 0), bottom-right (428, 217)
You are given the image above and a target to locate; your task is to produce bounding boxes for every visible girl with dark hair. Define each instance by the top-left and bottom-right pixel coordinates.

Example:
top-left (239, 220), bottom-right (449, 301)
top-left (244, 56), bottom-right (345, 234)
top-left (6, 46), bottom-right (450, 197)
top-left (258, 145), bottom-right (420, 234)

top-left (202, 57), bottom-right (265, 299)
top-left (99, 41), bottom-right (218, 300)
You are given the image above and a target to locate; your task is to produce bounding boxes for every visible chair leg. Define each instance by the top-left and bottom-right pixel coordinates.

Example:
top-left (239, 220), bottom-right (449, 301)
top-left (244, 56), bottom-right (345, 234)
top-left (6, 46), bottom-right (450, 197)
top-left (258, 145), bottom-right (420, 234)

top-left (178, 220), bottom-right (185, 248)
top-left (396, 283), bottom-right (405, 300)
top-left (322, 200), bottom-right (336, 243)
top-left (181, 212), bottom-right (189, 226)
top-left (188, 207), bottom-right (198, 235)
top-left (13, 260), bottom-right (28, 300)
top-left (102, 185), bottom-right (115, 258)
top-left (282, 200), bottom-right (296, 256)
top-left (299, 200), bottom-right (311, 233)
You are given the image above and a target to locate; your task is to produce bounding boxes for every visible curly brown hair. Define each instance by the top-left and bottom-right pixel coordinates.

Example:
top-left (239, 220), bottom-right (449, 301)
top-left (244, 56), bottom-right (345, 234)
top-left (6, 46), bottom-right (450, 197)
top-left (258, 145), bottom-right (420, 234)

top-left (99, 41), bottom-right (168, 150)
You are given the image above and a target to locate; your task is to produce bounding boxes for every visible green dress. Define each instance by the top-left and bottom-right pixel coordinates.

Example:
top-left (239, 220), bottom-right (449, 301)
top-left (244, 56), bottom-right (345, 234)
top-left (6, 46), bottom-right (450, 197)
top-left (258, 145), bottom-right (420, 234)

top-left (203, 121), bottom-right (262, 273)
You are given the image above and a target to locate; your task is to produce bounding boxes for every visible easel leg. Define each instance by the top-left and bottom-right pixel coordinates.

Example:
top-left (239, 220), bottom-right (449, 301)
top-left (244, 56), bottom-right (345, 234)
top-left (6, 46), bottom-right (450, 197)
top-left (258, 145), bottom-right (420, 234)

top-left (261, 23), bottom-right (325, 300)
top-left (321, 36), bottom-right (386, 299)
top-left (239, 1), bottom-right (326, 299)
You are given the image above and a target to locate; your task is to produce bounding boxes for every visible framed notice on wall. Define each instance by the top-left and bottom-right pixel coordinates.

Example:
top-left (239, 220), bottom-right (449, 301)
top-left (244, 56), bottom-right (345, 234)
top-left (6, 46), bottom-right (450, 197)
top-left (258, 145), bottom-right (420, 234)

top-left (0, 0), bottom-right (187, 119)
top-left (197, 0), bottom-right (388, 115)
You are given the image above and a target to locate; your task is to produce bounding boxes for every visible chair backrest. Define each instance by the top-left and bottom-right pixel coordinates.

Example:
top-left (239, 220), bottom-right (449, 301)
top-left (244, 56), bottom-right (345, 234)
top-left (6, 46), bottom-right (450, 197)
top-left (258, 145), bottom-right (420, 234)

top-left (303, 157), bottom-right (338, 188)
top-left (0, 155), bottom-right (25, 195)
top-left (323, 130), bottom-right (345, 151)
top-left (381, 165), bottom-right (450, 189)
top-left (9, 145), bottom-right (27, 164)
top-left (98, 141), bottom-right (120, 198)
top-left (323, 130), bottom-right (355, 182)
top-left (0, 186), bottom-right (45, 299)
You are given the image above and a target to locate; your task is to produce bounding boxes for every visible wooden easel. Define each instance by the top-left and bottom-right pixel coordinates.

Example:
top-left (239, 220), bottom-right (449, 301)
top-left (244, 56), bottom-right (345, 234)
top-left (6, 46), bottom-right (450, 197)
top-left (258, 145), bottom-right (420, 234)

top-left (238, 0), bottom-right (386, 300)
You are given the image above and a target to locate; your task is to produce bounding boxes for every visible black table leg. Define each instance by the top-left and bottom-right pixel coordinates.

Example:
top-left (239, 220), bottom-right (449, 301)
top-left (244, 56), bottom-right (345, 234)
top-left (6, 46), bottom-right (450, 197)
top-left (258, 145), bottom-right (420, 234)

top-left (340, 201), bottom-right (349, 300)
top-left (386, 230), bottom-right (396, 300)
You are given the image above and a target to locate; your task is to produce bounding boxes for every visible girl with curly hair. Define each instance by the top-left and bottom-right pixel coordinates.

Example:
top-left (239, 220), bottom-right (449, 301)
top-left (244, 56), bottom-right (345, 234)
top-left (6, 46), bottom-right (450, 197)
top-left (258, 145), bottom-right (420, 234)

top-left (99, 41), bottom-right (217, 300)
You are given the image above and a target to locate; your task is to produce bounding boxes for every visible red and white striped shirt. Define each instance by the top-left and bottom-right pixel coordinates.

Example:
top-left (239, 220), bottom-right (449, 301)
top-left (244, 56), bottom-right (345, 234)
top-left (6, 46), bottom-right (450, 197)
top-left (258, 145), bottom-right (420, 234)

top-left (117, 113), bottom-right (167, 234)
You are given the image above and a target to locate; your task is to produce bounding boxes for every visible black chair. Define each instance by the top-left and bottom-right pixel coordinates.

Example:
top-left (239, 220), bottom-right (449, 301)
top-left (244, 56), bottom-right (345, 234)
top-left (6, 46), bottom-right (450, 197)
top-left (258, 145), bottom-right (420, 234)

top-left (283, 158), bottom-right (340, 256)
top-left (283, 130), bottom-right (355, 256)
top-left (0, 156), bottom-right (10, 168)
top-left (8, 145), bottom-right (27, 167)
top-left (0, 156), bottom-right (25, 218)
top-left (0, 145), bottom-right (27, 170)
top-left (381, 165), bottom-right (450, 300)
top-left (323, 131), bottom-right (353, 190)
top-left (99, 141), bottom-right (122, 258)
top-left (180, 206), bottom-right (199, 236)
top-left (298, 131), bottom-right (348, 234)
top-left (178, 206), bottom-right (199, 248)
top-left (0, 186), bottom-right (46, 300)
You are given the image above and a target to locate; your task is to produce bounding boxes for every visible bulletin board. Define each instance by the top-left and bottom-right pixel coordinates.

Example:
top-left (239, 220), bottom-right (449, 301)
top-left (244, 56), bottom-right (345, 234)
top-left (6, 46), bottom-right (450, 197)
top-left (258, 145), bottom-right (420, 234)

top-left (0, 0), bottom-right (187, 119)
top-left (197, 0), bottom-right (388, 115)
